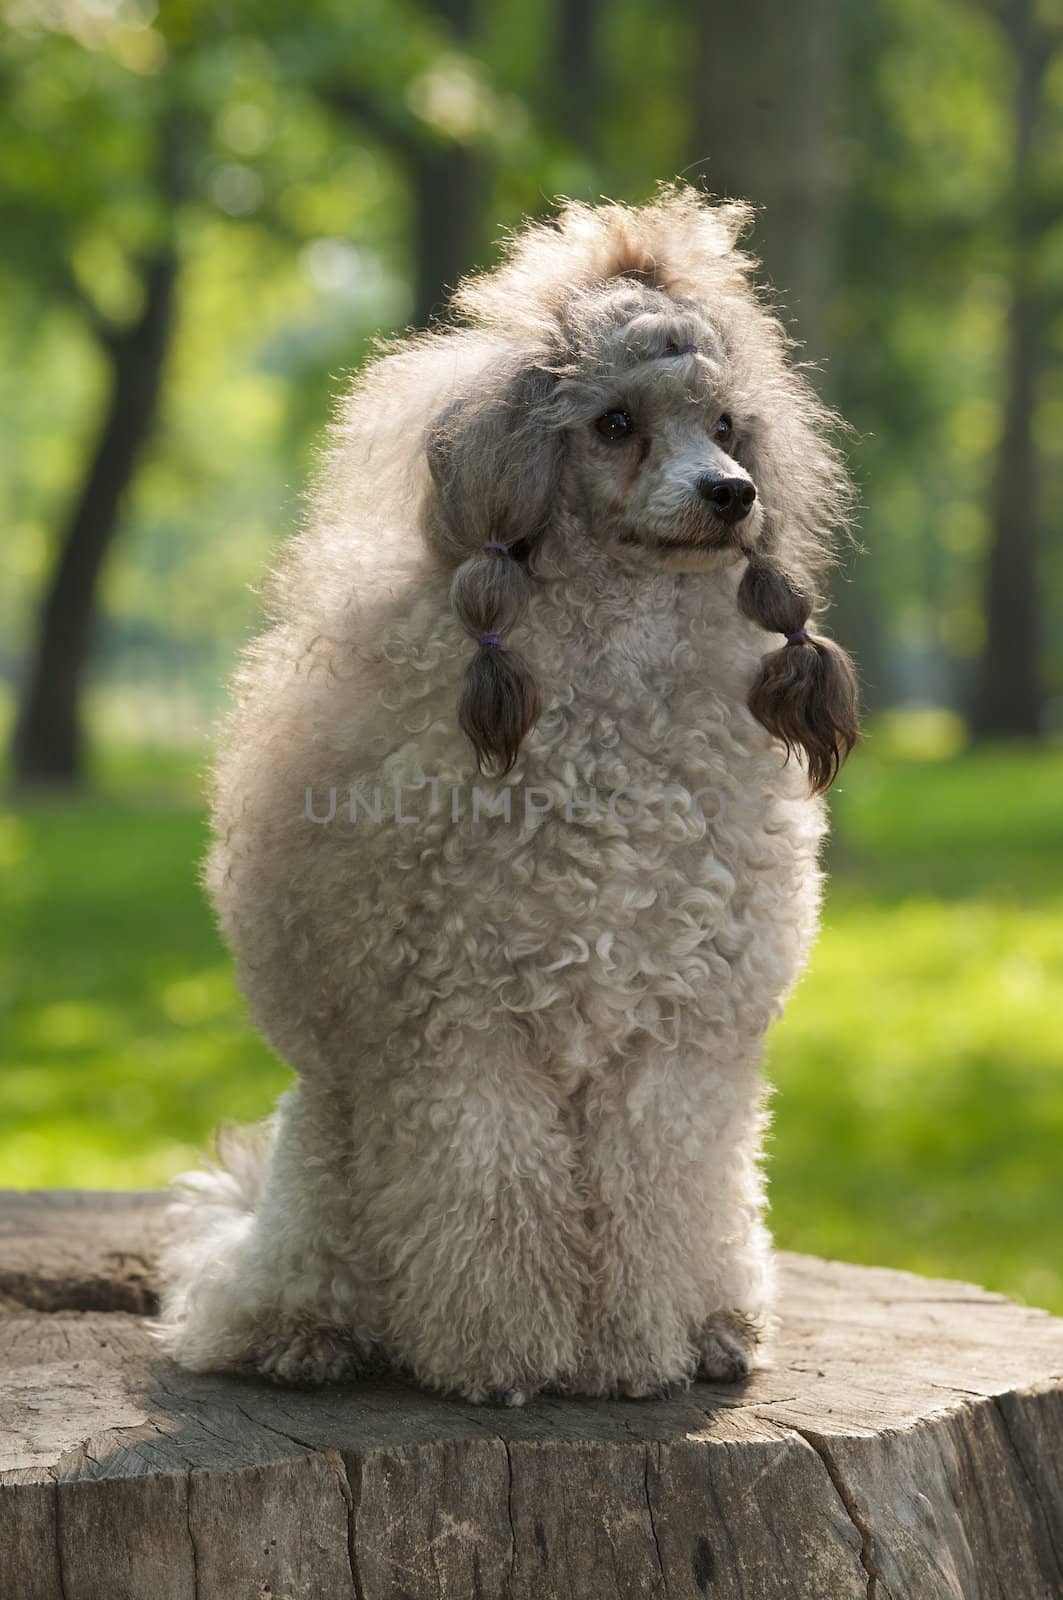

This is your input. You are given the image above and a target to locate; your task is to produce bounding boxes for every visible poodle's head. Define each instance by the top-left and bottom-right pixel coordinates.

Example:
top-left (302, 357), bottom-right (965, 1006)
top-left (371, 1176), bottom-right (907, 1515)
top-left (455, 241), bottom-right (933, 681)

top-left (552, 281), bottom-right (767, 574)
top-left (422, 187), bottom-right (859, 790)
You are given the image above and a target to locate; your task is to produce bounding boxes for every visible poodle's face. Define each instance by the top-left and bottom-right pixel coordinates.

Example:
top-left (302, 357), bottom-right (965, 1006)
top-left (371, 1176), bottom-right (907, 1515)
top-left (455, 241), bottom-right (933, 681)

top-left (558, 292), bottom-right (764, 573)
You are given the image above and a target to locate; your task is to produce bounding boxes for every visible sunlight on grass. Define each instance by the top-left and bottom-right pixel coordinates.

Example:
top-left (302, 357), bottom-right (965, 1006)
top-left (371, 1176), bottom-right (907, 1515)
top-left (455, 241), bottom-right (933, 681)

top-left (769, 894), bottom-right (1063, 1309)
top-left (2, 736), bottom-right (1061, 1310)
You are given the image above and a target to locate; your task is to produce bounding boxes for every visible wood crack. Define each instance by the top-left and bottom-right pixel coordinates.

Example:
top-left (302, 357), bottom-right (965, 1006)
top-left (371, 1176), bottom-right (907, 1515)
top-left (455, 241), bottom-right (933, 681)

top-left (502, 1437), bottom-right (517, 1586)
top-left (789, 1427), bottom-right (892, 1600)
top-left (0, 1268), bottom-right (159, 1316)
top-left (643, 1441), bottom-right (668, 1595)
top-left (184, 1471), bottom-right (200, 1600)
top-left (53, 1478), bottom-right (71, 1600)
top-left (328, 1450), bottom-right (364, 1600)
top-left (230, 1399), bottom-right (318, 1455)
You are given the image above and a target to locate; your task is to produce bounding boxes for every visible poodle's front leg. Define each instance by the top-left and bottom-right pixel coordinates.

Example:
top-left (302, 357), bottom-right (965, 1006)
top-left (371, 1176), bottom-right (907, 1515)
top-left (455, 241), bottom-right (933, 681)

top-left (358, 1022), bottom-right (588, 1405)
top-left (159, 1076), bottom-right (381, 1383)
top-left (571, 1044), bottom-right (773, 1398)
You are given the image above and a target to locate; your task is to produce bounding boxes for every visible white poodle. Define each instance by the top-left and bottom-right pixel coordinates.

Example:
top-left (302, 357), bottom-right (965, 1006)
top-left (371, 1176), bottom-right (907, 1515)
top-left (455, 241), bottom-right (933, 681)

top-left (158, 187), bottom-right (858, 1406)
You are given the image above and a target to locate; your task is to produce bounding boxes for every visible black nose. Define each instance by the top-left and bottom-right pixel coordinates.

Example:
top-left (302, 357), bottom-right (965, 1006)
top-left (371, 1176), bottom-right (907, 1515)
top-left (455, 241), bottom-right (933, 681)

top-left (698, 474), bottom-right (756, 523)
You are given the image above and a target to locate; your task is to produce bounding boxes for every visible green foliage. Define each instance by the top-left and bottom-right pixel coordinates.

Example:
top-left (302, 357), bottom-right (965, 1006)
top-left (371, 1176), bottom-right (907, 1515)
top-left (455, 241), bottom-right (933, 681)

top-left (1, 740), bottom-right (1060, 1312)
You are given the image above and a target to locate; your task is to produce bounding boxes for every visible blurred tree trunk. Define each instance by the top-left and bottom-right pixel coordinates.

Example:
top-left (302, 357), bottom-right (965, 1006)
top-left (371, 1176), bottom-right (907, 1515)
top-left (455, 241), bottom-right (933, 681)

top-left (551, 0), bottom-right (599, 151)
top-left (12, 124), bottom-right (184, 789)
top-left (328, 0), bottom-right (487, 327)
top-left (971, 0), bottom-right (1050, 741)
top-left (12, 255), bottom-right (178, 788)
top-left (409, 135), bottom-right (485, 327)
top-left (687, 0), bottom-right (839, 352)
top-left (686, 0), bottom-right (882, 707)
top-left (409, 0), bottom-right (486, 323)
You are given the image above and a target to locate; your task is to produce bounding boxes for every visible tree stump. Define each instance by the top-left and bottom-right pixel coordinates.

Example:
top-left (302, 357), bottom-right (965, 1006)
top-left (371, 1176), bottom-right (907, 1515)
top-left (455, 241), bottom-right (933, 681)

top-left (2, 1191), bottom-right (1062, 1599)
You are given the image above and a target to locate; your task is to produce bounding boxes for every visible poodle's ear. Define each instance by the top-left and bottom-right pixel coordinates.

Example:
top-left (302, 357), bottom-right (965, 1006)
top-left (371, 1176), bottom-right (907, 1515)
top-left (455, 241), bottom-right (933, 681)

top-left (425, 357), bottom-right (563, 774)
top-left (425, 357), bottom-right (562, 558)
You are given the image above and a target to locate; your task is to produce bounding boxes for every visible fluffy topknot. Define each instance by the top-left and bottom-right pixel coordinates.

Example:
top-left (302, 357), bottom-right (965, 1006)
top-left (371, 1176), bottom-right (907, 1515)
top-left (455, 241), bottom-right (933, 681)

top-left (451, 186), bottom-right (756, 329)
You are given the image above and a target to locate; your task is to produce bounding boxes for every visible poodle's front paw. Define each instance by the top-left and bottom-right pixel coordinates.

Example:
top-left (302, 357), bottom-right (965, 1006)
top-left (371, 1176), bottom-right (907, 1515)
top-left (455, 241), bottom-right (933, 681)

top-left (453, 1379), bottom-right (539, 1407)
top-left (257, 1327), bottom-right (360, 1387)
top-left (559, 1340), bottom-right (695, 1401)
top-left (561, 1368), bottom-right (690, 1401)
top-left (486, 1387), bottom-right (532, 1408)
top-left (694, 1310), bottom-right (759, 1384)
top-left (616, 1374), bottom-right (688, 1401)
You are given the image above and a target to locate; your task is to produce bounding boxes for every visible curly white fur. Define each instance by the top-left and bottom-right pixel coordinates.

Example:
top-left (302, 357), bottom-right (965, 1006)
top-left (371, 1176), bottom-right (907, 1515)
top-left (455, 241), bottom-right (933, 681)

top-left (157, 187), bottom-right (852, 1404)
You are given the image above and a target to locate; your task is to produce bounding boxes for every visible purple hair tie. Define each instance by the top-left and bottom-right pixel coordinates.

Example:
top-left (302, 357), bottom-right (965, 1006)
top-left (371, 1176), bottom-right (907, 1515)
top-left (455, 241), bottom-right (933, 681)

top-left (478, 631), bottom-right (503, 648)
top-left (785, 628), bottom-right (810, 646)
top-left (483, 541), bottom-right (509, 554)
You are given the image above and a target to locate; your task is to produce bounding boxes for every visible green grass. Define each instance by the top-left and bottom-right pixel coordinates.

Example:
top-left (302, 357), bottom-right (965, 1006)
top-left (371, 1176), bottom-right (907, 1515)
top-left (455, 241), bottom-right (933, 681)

top-left (2, 735), bottom-right (1061, 1312)
top-left (768, 742), bottom-right (1063, 1312)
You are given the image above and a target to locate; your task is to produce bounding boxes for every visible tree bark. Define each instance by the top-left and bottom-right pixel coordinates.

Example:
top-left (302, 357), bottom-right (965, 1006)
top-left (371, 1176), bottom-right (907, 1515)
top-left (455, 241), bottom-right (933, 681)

top-left (11, 252), bottom-right (179, 787)
top-left (971, 0), bottom-right (1049, 740)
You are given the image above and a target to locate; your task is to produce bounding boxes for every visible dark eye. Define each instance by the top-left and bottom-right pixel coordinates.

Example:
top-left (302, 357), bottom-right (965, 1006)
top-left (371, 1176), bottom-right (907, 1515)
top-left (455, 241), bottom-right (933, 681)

top-left (596, 410), bottom-right (634, 441)
top-left (714, 412), bottom-right (734, 443)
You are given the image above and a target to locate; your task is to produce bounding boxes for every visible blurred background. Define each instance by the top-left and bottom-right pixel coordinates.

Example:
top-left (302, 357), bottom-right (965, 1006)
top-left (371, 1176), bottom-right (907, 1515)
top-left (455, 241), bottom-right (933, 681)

top-left (1, 0), bottom-right (1061, 1309)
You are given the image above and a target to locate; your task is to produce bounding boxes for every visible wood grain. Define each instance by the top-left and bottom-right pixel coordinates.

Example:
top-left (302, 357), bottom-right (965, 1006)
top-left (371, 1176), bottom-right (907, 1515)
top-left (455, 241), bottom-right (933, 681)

top-left (2, 1191), bottom-right (1061, 1599)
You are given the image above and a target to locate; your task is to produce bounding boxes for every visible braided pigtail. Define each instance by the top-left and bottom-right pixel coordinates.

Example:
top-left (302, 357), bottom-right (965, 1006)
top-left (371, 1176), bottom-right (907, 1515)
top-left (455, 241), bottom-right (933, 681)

top-left (738, 556), bottom-right (859, 794)
top-left (425, 354), bottom-right (564, 774)
top-left (450, 542), bottom-right (541, 775)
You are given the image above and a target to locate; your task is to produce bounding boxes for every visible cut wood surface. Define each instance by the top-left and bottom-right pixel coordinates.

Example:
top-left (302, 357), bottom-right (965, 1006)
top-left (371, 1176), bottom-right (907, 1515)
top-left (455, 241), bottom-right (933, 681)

top-left (2, 1191), bottom-right (1062, 1600)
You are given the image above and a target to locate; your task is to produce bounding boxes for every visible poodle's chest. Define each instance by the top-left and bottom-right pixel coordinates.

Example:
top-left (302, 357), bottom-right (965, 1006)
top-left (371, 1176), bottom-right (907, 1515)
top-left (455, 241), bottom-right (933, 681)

top-left (516, 793), bottom-right (809, 946)
top-left (384, 749), bottom-right (825, 1065)
top-left (338, 680), bottom-right (826, 1062)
